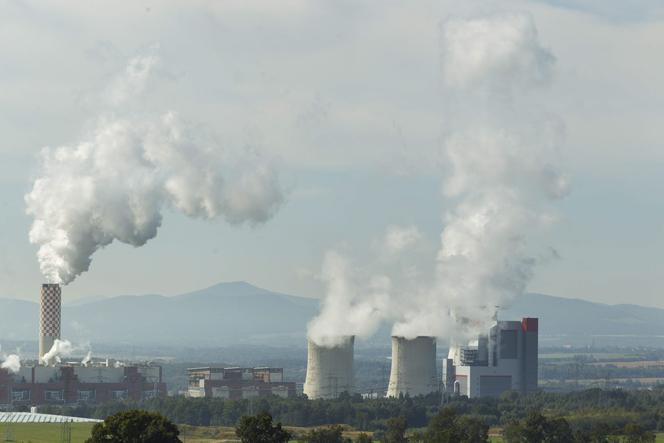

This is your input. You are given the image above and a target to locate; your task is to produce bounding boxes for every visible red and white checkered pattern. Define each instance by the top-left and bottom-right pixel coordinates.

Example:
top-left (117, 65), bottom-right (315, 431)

top-left (40, 284), bottom-right (61, 337)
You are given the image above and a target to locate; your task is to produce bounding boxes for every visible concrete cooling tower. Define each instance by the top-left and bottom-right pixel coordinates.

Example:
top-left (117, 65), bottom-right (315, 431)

top-left (39, 283), bottom-right (61, 362)
top-left (303, 336), bottom-right (354, 399)
top-left (387, 336), bottom-right (438, 397)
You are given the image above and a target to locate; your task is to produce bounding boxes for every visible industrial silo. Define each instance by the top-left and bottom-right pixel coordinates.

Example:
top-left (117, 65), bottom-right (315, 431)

top-left (387, 336), bottom-right (438, 397)
top-left (303, 336), bottom-right (354, 399)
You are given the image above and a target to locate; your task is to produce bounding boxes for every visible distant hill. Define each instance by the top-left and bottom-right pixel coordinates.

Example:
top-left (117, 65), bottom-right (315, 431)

top-left (2, 283), bottom-right (664, 347)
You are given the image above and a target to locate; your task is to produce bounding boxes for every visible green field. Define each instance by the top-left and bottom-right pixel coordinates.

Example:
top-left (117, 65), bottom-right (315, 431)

top-left (0, 423), bottom-right (95, 443)
top-left (1, 422), bottom-right (662, 442)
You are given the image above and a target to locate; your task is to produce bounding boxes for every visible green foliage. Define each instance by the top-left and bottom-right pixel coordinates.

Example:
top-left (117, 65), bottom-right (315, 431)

top-left (355, 433), bottom-right (373, 443)
top-left (623, 423), bottom-right (656, 443)
top-left (304, 425), bottom-right (351, 443)
top-left (235, 411), bottom-right (291, 443)
top-left (384, 416), bottom-right (407, 443)
top-left (86, 409), bottom-right (181, 443)
top-left (424, 407), bottom-right (488, 443)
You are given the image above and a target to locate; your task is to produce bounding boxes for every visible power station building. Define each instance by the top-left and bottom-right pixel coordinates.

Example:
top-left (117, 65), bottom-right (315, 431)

top-left (187, 367), bottom-right (296, 399)
top-left (0, 362), bottom-right (166, 407)
top-left (443, 317), bottom-right (538, 398)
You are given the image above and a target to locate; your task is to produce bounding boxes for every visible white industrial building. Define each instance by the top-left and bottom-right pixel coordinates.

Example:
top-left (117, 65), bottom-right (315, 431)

top-left (443, 317), bottom-right (538, 398)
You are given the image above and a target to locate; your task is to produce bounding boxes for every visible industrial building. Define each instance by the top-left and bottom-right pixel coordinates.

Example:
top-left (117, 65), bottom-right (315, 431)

top-left (303, 336), bottom-right (354, 400)
top-left (443, 317), bottom-right (538, 398)
top-left (0, 362), bottom-right (166, 407)
top-left (387, 336), bottom-right (438, 397)
top-left (187, 367), bottom-right (296, 399)
top-left (0, 284), bottom-right (168, 408)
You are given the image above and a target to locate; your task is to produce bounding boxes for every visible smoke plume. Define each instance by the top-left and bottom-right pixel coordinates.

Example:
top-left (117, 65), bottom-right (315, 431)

top-left (307, 251), bottom-right (391, 347)
top-left (393, 12), bottom-right (567, 340)
top-left (308, 12), bottom-right (567, 345)
top-left (26, 55), bottom-right (284, 285)
top-left (41, 339), bottom-right (73, 366)
top-left (0, 346), bottom-right (21, 373)
top-left (81, 350), bottom-right (92, 367)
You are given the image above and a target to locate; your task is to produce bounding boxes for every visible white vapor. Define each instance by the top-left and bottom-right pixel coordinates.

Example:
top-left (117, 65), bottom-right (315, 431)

top-left (0, 346), bottom-right (21, 374)
top-left (308, 12), bottom-right (568, 345)
top-left (41, 339), bottom-right (73, 366)
top-left (383, 225), bottom-right (422, 256)
top-left (81, 350), bottom-right (92, 367)
top-left (393, 12), bottom-right (568, 340)
top-left (26, 54), bottom-right (284, 285)
top-left (307, 251), bottom-right (391, 347)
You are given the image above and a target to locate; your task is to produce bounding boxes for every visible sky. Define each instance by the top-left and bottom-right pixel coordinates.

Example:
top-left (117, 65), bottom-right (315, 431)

top-left (1, 0), bottom-right (663, 308)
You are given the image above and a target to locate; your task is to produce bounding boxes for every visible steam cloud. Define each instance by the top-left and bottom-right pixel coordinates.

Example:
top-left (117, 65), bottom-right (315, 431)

top-left (307, 251), bottom-right (390, 347)
top-left (26, 55), bottom-right (284, 285)
top-left (308, 12), bottom-right (568, 345)
top-left (41, 339), bottom-right (74, 366)
top-left (0, 346), bottom-right (21, 373)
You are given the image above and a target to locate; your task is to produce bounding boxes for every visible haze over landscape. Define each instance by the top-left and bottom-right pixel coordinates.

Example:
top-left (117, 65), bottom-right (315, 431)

top-left (2, 2), bottom-right (664, 441)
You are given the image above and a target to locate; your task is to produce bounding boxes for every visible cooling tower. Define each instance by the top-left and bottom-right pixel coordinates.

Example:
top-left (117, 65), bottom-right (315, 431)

top-left (387, 336), bottom-right (438, 397)
top-left (303, 336), bottom-right (354, 399)
top-left (39, 283), bottom-right (61, 362)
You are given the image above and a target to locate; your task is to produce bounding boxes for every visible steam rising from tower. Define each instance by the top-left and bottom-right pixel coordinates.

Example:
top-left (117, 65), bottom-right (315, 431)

top-left (39, 284), bottom-right (61, 362)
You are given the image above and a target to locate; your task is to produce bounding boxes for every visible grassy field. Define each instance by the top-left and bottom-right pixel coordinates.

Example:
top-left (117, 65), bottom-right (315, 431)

top-left (2, 422), bottom-right (663, 442)
top-left (0, 422), bottom-right (95, 443)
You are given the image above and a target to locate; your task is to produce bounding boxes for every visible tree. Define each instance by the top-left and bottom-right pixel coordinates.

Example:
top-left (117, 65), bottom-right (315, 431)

top-left (86, 410), bottom-right (181, 443)
top-left (458, 416), bottom-right (489, 443)
top-left (355, 433), bottom-right (373, 443)
top-left (502, 420), bottom-right (525, 443)
top-left (522, 411), bottom-right (547, 443)
top-left (543, 417), bottom-right (574, 443)
top-left (235, 412), bottom-right (292, 443)
top-left (305, 425), bottom-right (350, 443)
top-left (425, 408), bottom-right (488, 443)
top-left (425, 408), bottom-right (463, 443)
top-left (384, 416), bottom-right (408, 443)
top-left (623, 423), bottom-right (656, 443)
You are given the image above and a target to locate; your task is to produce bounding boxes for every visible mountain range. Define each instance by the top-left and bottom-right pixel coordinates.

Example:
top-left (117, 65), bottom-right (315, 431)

top-left (1, 281), bottom-right (663, 348)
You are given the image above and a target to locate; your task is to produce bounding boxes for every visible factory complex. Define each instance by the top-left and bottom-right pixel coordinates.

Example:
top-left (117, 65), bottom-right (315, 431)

top-left (0, 284), bottom-right (539, 408)
top-left (304, 317), bottom-right (539, 400)
top-left (187, 367), bottom-right (297, 399)
top-left (0, 362), bottom-right (165, 406)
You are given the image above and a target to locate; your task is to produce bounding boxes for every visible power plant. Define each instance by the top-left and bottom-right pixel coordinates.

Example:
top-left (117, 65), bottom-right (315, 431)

top-left (303, 336), bottom-right (355, 399)
top-left (387, 336), bottom-right (438, 397)
top-left (38, 283), bottom-right (61, 362)
top-left (304, 318), bottom-right (539, 399)
top-left (442, 317), bottom-right (538, 398)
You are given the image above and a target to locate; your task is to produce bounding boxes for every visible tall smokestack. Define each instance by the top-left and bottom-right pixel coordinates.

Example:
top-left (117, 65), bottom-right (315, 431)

top-left (387, 336), bottom-right (438, 397)
top-left (39, 283), bottom-right (61, 363)
top-left (303, 336), bottom-right (354, 399)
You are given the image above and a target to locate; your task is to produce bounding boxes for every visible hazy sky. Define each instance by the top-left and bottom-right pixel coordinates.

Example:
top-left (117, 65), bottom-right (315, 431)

top-left (1, 0), bottom-right (663, 307)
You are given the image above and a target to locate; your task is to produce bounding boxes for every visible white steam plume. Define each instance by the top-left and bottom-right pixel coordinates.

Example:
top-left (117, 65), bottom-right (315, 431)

top-left (41, 339), bottom-right (73, 366)
top-left (393, 12), bottom-right (567, 340)
top-left (308, 12), bottom-right (568, 345)
top-left (81, 350), bottom-right (92, 367)
top-left (0, 346), bottom-right (21, 374)
top-left (383, 225), bottom-right (422, 256)
top-left (307, 251), bottom-right (391, 347)
top-left (26, 55), bottom-right (284, 285)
